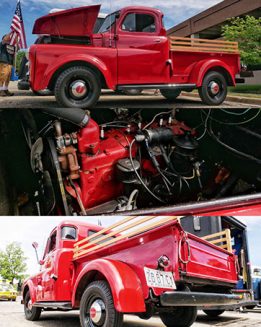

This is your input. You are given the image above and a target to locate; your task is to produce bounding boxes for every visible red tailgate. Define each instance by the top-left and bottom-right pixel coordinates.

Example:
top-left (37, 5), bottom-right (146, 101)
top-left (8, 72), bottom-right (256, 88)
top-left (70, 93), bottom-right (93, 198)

top-left (180, 233), bottom-right (238, 284)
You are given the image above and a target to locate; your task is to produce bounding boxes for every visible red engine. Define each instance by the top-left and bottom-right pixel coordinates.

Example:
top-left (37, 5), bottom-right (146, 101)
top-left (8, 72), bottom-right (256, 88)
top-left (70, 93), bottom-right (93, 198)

top-left (55, 115), bottom-right (196, 213)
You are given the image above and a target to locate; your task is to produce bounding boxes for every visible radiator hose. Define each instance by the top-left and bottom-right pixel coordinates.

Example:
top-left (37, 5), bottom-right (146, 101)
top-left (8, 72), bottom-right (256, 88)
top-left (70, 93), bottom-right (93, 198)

top-left (41, 107), bottom-right (89, 127)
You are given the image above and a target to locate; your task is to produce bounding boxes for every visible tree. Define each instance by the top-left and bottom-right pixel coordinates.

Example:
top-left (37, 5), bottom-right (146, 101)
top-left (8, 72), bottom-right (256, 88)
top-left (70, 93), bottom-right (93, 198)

top-left (222, 15), bottom-right (261, 66)
top-left (0, 242), bottom-right (27, 283)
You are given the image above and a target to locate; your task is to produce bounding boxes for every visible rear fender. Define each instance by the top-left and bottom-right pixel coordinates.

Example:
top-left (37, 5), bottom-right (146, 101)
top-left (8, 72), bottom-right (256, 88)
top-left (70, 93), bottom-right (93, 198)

top-left (190, 59), bottom-right (235, 87)
top-left (41, 54), bottom-right (115, 90)
top-left (22, 280), bottom-right (37, 304)
top-left (72, 258), bottom-right (145, 312)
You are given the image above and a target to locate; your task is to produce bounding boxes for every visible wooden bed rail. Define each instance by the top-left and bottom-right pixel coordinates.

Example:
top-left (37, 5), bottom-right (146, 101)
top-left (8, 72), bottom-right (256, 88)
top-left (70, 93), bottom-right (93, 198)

top-left (202, 229), bottom-right (232, 252)
top-left (73, 215), bottom-right (179, 259)
top-left (169, 36), bottom-right (239, 54)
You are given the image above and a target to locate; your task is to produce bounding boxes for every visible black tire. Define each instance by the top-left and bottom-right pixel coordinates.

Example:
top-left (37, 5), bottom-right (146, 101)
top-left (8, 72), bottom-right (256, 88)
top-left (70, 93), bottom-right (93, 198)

top-left (203, 309), bottom-right (225, 317)
top-left (198, 71), bottom-right (227, 105)
top-left (33, 89), bottom-right (53, 96)
top-left (245, 305), bottom-right (256, 310)
top-left (160, 89), bottom-right (181, 100)
top-left (24, 291), bottom-right (41, 321)
top-left (80, 281), bottom-right (123, 327)
top-left (54, 66), bottom-right (101, 108)
top-left (159, 307), bottom-right (197, 327)
top-left (122, 89), bottom-right (143, 96)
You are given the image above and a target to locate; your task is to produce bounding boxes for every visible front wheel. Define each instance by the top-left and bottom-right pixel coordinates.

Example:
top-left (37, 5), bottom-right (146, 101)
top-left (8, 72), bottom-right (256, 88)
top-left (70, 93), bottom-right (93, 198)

top-left (24, 291), bottom-right (42, 321)
top-left (199, 71), bottom-right (227, 105)
top-left (160, 89), bottom-right (181, 101)
top-left (159, 307), bottom-right (197, 327)
top-left (80, 281), bottom-right (123, 327)
top-left (54, 66), bottom-right (101, 108)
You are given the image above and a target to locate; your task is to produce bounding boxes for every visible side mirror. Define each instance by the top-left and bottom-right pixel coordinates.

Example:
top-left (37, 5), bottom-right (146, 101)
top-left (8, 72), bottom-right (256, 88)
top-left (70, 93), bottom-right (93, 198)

top-left (39, 259), bottom-right (44, 265)
top-left (32, 242), bottom-right (40, 265)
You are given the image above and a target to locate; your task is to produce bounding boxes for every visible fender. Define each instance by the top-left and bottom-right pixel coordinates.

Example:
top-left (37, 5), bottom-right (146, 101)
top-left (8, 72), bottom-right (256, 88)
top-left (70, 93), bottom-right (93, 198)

top-left (72, 258), bottom-right (145, 313)
top-left (37, 53), bottom-right (116, 91)
top-left (189, 59), bottom-right (235, 87)
top-left (22, 279), bottom-right (37, 304)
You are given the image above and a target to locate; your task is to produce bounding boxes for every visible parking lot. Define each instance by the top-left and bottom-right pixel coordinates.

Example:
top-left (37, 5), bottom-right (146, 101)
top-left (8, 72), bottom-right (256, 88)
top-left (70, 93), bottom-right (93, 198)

top-left (1, 297), bottom-right (261, 327)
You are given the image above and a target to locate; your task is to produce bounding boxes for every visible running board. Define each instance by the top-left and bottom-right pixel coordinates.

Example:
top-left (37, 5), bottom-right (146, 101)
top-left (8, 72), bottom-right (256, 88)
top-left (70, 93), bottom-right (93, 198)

top-left (117, 84), bottom-right (196, 90)
top-left (33, 302), bottom-right (72, 309)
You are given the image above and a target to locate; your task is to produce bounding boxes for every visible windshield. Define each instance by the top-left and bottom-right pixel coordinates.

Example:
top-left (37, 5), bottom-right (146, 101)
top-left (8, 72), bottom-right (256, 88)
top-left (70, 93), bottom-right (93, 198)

top-left (98, 11), bottom-right (119, 33)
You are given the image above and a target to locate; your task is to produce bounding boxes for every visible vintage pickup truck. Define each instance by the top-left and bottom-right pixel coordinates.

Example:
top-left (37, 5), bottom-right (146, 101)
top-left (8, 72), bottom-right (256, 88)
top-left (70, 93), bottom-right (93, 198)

top-left (27, 5), bottom-right (242, 108)
top-left (22, 216), bottom-right (245, 327)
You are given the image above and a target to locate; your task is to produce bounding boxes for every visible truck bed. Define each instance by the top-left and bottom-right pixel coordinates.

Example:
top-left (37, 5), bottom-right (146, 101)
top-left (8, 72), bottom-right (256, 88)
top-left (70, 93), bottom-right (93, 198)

top-left (73, 216), bottom-right (238, 297)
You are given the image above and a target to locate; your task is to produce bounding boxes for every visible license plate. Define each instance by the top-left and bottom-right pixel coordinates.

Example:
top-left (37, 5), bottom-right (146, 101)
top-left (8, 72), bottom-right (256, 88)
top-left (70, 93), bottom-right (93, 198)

top-left (144, 267), bottom-right (176, 289)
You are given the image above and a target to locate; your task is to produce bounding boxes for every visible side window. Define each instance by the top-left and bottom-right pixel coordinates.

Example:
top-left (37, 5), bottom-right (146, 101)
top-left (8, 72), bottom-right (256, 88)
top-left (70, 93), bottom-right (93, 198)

top-left (49, 232), bottom-right (57, 253)
top-left (61, 226), bottom-right (77, 240)
top-left (121, 13), bottom-right (156, 33)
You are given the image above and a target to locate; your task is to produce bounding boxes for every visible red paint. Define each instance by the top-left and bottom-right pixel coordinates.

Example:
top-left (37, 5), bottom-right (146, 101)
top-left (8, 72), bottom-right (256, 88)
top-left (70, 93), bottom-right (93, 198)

top-left (29, 6), bottom-right (239, 96)
top-left (65, 118), bottom-right (191, 209)
top-left (22, 218), bottom-right (239, 313)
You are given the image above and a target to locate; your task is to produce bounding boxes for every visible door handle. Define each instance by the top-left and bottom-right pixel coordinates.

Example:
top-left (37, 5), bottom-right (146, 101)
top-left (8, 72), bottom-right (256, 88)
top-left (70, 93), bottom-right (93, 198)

top-left (154, 39), bottom-right (161, 43)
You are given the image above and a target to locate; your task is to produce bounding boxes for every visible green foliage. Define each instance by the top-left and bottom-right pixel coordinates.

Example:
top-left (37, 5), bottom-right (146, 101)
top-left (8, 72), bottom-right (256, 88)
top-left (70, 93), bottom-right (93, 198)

top-left (0, 242), bottom-right (27, 282)
top-left (15, 50), bottom-right (26, 72)
top-left (222, 16), bottom-right (261, 66)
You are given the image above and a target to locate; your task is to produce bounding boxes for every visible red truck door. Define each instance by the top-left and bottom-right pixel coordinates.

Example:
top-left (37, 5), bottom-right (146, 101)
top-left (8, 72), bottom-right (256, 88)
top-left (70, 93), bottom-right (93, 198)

top-left (116, 10), bottom-right (170, 85)
top-left (36, 230), bottom-right (57, 302)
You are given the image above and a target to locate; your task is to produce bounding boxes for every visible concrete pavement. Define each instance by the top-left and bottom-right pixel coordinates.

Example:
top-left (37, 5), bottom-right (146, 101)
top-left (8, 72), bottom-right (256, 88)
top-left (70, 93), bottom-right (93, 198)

top-left (1, 297), bottom-right (261, 327)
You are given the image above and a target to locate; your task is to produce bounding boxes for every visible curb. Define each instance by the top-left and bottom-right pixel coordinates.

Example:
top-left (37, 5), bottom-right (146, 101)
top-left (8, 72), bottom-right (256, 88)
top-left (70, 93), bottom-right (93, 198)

top-left (182, 92), bottom-right (261, 106)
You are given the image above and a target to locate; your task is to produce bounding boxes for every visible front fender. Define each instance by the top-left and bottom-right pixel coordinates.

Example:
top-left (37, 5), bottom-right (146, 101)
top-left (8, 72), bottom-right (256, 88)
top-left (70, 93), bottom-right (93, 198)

top-left (190, 59), bottom-right (235, 86)
top-left (40, 54), bottom-right (115, 91)
top-left (22, 279), bottom-right (37, 304)
top-left (72, 258), bottom-right (145, 313)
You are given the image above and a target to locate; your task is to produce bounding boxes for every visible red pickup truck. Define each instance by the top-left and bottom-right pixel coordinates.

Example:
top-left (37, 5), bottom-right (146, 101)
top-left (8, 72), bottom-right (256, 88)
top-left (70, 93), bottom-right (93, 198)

top-left (22, 217), bottom-right (243, 327)
top-left (28, 5), bottom-right (241, 108)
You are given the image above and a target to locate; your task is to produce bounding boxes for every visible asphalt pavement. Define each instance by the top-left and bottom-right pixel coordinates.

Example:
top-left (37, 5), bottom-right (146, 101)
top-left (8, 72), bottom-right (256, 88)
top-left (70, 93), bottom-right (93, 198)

top-left (1, 297), bottom-right (261, 327)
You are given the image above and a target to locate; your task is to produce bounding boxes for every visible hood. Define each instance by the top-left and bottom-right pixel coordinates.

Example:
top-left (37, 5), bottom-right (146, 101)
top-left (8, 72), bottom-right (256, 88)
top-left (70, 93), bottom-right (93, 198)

top-left (32, 5), bottom-right (101, 36)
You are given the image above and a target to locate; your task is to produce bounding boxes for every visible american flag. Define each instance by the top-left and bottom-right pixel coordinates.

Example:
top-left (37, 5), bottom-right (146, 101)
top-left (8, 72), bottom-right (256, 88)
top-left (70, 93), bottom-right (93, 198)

top-left (10, 0), bottom-right (27, 49)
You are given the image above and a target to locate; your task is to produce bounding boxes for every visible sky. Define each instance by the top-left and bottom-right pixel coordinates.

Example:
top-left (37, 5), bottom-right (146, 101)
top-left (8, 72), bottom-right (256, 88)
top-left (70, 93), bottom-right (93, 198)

top-left (0, 0), bottom-right (222, 46)
top-left (0, 216), bottom-right (261, 277)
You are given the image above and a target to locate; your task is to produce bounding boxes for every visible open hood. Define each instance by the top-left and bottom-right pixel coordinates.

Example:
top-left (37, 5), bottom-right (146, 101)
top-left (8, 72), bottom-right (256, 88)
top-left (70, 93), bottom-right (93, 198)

top-left (32, 5), bottom-right (101, 36)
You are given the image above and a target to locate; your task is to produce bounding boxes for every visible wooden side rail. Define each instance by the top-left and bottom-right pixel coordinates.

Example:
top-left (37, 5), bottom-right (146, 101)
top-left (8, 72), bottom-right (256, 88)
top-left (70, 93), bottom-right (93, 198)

top-left (169, 36), bottom-right (239, 54)
top-left (202, 229), bottom-right (232, 252)
top-left (73, 215), bottom-right (179, 259)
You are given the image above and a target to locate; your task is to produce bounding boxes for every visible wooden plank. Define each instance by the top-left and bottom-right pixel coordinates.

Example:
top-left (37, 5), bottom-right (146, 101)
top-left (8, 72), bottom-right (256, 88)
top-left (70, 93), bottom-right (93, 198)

top-left (75, 215), bottom-right (143, 247)
top-left (170, 46), bottom-right (238, 54)
top-left (169, 36), bottom-right (238, 45)
top-left (170, 42), bottom-right (238, 50)
top-left (74, 216), bottom-right (177, 259)
top-left (75, 215), bottom-right (159, 252)
top-left (170, 42), bottom-right (237, 49)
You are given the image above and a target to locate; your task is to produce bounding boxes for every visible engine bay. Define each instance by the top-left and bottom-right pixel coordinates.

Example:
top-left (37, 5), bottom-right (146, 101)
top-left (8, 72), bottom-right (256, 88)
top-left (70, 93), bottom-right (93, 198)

top-left (0, 106), bottom-right (260, 215)
top-left (22, 106), bottom-right (260, 215)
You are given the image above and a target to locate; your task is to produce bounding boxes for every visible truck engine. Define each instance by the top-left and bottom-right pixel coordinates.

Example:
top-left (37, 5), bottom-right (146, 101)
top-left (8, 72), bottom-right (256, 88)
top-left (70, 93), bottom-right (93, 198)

top-left (24, 106), bottom-right (261, 215)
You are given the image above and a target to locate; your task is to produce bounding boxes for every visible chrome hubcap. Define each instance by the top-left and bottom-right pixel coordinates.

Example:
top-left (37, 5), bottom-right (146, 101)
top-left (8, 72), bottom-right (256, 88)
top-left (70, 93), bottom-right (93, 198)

top-left (89, 299), bottom-right (105, 325)
top-left (209, 81), bottom-right (220, 95)
top-left (70, 80), bottom-right (87, 98)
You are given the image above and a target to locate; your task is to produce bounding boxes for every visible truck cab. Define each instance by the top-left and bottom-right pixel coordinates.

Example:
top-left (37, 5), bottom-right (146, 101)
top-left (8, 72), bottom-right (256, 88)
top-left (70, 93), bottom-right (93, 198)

top-left (28, 5), bottom-right (240, 108)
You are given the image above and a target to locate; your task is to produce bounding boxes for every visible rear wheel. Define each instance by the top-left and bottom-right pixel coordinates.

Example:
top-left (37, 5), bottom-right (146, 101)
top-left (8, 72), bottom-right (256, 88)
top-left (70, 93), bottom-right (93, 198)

top-left (160, 89), bottom-right (181, 100)
top-left (24, 291), bottom-right (41, 321)
top-left (80, 281), bottom-right (123, 327)
top-left (199, 71), bottom-right (227, 105)
top-left (54, 66), bottom-right (101, 108)
top-left (203, 309), bottom-right (225, 317)
top-left (159, 307), bottom-right (197, 327)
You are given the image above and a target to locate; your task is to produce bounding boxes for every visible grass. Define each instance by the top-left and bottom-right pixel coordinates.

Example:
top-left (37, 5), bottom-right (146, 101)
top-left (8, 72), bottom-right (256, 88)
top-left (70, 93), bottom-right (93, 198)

top-left (228, 85), bottom-right (261, 94)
